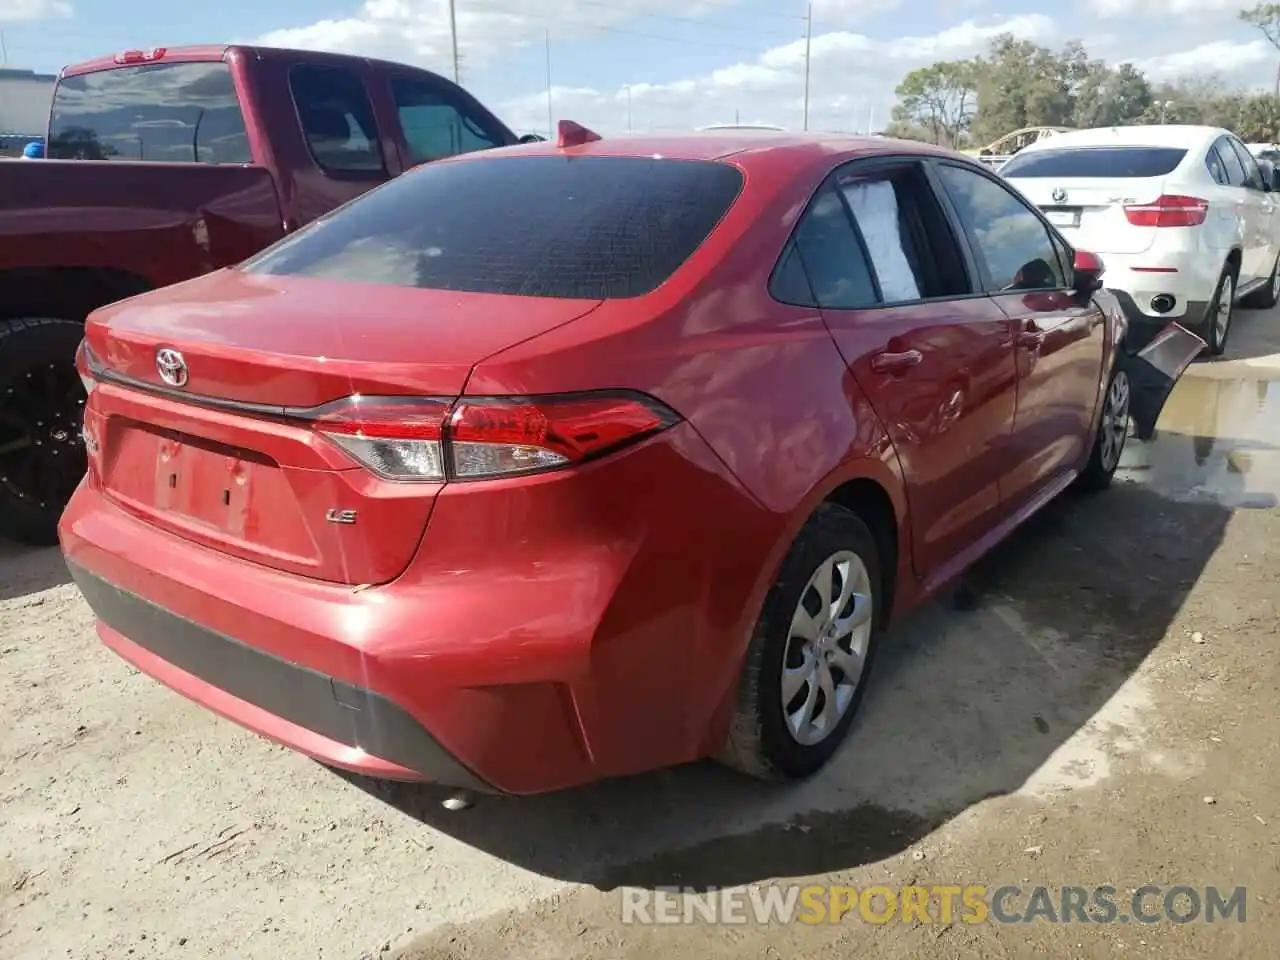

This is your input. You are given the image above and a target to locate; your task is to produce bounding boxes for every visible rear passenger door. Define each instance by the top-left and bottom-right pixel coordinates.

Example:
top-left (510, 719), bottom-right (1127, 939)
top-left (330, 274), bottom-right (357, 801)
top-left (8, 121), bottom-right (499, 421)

top-left (932, 159), bottom-right (1106, 508)
top-left (1213, 135), bottom-right (1262, 285)
top-left (288, 63), bottom-right (392, 226)
top-left (1224, 135), bottom-right (1276, 282)
top-left (788, 157), bottom-right (1019, 578)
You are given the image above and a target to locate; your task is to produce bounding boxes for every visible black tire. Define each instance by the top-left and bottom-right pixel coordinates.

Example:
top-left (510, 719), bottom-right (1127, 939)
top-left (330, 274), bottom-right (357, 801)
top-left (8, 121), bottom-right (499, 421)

top-left (0, 317), bottom-right (88, 545)
top-left (1076, 362), bottom-right (1131, 493)
top-left (718, 503), bottom-right (883, 781)
top-left (1202, 264), bottom-right (1237, 357)
top-left (1242, 253), bottom-right (1280, 309)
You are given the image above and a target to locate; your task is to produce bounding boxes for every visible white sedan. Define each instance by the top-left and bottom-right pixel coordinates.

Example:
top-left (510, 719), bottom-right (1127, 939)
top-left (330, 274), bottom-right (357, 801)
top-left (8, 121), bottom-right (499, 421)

top-left (1001, 125), bottom-right (1280, 355)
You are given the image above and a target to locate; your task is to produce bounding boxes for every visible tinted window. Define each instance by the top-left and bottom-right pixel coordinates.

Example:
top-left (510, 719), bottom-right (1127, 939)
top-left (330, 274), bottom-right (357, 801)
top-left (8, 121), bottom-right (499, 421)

top-left (241, 155), bottom-right (743, 299)
top-left (47, 62), bottom-right (250, 163)
top-left (1228, 138), bottom-right (1264, 189)
top-left (390, 76), bottom-right (503, 165)
top-left (770, 241), bottom-right (817, 305)
top-left (1216, 137), bottom-right (1248, 187)
top-left (290, 65), bottom-right (384, 174)
top-left (1206, 146), bottom-right (1230, 186)
top-left (1000, 146), bottom-right (1187, 179)
top-left (936, 164), bottom-right (1066, 292)
top-left (790, 185), bottom-right (879, 308)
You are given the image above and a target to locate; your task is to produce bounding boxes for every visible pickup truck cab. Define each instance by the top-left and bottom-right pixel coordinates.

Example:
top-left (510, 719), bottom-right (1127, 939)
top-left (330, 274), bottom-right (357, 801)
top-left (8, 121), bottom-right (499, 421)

top-left (0, 44), bottom-right (530, 544)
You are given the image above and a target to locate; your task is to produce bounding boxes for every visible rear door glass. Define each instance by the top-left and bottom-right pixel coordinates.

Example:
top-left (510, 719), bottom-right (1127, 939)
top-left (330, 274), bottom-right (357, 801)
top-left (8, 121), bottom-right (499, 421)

top-left (47, 61), bottom-right (250, 163)
top-left (241, 155), bottom-right (744, 299)
top-left (289, 64), bottom-right (385, 175)
top-left (389, 75), bottom-right (504, 164)
top-left (999, 147), bottom-right (1187, 179)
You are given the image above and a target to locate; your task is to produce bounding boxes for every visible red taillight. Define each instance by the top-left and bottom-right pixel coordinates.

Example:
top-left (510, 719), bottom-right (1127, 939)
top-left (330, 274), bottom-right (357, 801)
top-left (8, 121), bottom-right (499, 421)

top-left (113, 48), bottom-right (167, 64)
top-left (305, 392), bottom-right (679, 482)
top-left (1123, 195), bottom-right (1208, 227)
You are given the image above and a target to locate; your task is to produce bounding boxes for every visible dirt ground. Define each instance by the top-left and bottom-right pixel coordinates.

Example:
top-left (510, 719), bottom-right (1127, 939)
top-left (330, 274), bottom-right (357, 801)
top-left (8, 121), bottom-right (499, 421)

top-left (4, 308), bottom-right (1280, 959)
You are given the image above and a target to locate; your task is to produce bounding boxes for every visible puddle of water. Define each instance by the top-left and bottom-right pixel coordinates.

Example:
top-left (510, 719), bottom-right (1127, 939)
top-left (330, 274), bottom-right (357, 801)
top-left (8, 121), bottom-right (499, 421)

top-left (1118, 373), bottom-right (1280, 509)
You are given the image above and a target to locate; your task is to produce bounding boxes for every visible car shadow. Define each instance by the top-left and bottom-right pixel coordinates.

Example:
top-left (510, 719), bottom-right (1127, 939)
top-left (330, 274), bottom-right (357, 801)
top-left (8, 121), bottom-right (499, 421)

top-left (0, 541), bottom-right (70, 604)
top-left (333, 479), bottom-right (1229, 892)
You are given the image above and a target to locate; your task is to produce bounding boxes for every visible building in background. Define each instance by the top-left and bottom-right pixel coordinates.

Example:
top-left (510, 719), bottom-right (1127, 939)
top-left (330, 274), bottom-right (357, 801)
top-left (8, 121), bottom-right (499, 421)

top-left (0, 67), bottom-right (56, 157)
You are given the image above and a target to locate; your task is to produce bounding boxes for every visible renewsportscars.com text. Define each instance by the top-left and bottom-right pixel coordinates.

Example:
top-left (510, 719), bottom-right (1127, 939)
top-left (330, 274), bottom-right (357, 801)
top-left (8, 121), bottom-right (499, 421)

top-left (620, 884), bottom-right (1247, 925)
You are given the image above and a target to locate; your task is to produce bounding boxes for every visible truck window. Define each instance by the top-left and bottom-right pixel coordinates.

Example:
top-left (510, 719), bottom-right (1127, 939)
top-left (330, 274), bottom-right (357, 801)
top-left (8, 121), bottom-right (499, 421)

top-left (389, 75), bottom-right (503, 165)
top-left (47, 62), bottom-right (251, 163)
top-left (289, 64), bottom-right (385, 176)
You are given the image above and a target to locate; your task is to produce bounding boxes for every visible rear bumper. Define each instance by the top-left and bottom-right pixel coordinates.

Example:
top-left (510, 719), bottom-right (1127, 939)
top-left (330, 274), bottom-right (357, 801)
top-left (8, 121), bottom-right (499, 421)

top-left (1112, 290), bottom-right (1210, 351)
top-left (66, 559), bottom-right (493, 791)
top-left (58, 422), bottom-right (781, 795)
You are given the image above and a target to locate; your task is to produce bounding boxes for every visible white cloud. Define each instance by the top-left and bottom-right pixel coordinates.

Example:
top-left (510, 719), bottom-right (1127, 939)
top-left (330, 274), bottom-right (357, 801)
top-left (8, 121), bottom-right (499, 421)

top-left (257, 0), bottom-right (743, 75)
top-left (1088, 0), bottom-right (1242, 18)
top-left (498, 14), bottom-right (1054, 135)
top-left (0, 0), bottom-right (71, 22)
top-left (1126, 40), bottom-right (1275, 83)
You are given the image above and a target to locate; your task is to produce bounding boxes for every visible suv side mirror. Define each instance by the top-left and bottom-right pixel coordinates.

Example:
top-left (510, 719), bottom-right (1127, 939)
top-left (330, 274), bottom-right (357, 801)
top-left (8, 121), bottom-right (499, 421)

top-left (1072, 248), bottom-right (1105, 295)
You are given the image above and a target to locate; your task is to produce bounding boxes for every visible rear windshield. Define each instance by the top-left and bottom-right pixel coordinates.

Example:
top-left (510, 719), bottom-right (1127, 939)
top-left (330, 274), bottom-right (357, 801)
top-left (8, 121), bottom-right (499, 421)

top-left (1000, 146), bottom-right (1187, 179)
top-left (240, 155), bottom-right (745, 299)
top-left (47, 61), bottom-right (251, 163)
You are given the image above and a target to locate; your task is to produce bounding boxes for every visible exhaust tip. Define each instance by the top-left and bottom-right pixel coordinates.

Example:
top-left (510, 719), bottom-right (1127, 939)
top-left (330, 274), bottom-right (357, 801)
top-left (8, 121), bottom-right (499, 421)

top-left (1150, 294), bottom-right (1176, 314)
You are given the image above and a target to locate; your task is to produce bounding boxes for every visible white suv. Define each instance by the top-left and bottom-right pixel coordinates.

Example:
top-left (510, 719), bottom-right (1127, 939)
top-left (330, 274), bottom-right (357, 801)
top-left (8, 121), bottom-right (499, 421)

top-left (1001, 125), bottom-right (1280, 355)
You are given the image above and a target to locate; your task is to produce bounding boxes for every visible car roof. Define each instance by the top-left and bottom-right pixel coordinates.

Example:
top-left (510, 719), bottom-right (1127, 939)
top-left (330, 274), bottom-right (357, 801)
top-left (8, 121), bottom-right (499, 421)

top-left (449, 130), bottom-right (966, 175)
top-left (1013, 124), bottom-right (1223, 155)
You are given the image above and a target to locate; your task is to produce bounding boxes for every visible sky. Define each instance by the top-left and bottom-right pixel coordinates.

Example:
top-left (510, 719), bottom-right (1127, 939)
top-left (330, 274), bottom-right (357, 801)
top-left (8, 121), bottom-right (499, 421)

top-left (1, 0), bottom-right (1277, 139)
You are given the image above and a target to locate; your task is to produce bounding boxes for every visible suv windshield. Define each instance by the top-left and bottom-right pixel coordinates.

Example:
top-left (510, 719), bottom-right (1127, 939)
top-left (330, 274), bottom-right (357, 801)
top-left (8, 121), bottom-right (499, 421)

top-left (47, 61), bottom-right (250, 163)
top-left (1001, 146), bottom-right (1187, 179)
top-left (241, 155), bottom-right (745, 299)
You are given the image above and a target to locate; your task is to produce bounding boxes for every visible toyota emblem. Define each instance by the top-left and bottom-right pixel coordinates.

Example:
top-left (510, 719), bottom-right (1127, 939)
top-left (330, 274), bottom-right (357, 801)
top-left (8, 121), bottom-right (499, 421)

top-left (1052, 186), bottom-right (1067, 203)
top-left (155, 347), bottom-right (188, 387)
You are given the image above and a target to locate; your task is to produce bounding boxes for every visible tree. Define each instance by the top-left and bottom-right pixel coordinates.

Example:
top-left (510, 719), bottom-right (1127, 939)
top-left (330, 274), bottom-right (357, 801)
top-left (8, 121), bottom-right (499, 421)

top-left (1240, 3), bottom-right (1280, 96)
top-left (890, 60), bottom-right (978, 147)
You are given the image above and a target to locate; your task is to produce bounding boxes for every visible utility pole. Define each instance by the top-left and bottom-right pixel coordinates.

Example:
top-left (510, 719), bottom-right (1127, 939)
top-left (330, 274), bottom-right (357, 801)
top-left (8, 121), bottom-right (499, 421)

top-left (545, 30), bottom-right (553, 139)
top-left (448, 0), bottom-right (460, 84)
top-left (626, 85), bottom-right (632, 133)
top-left (802, 3), bottom-right (812, 132)
top-left (0, 31), bottom-right (8, 65)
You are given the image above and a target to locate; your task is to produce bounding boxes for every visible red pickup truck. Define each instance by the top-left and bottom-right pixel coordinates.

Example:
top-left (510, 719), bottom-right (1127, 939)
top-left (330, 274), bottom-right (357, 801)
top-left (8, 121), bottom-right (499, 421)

top-left (0, 44), bottom-right (534, 544)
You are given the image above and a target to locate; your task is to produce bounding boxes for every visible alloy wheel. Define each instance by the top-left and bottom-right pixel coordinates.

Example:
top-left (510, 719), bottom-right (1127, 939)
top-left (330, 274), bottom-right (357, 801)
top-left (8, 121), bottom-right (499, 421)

top-left (1099, 369), bottom-right (1130, 472)
top-left (781, 550), bottom-right (874, 746)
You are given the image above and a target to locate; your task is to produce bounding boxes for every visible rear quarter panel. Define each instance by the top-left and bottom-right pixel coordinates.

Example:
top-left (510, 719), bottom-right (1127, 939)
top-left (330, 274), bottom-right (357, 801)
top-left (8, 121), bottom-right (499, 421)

top-left (0, 160), bottom-right (284, 288)
top-left (464, 147), bottom-right (911, 760)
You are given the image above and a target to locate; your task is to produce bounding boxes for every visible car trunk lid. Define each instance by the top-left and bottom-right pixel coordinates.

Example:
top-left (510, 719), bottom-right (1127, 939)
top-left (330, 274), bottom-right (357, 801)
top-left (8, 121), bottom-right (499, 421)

top-left (82, 269), bottom-right (602, 584)
top-left (1008, 176), bottom-right (1170, 255)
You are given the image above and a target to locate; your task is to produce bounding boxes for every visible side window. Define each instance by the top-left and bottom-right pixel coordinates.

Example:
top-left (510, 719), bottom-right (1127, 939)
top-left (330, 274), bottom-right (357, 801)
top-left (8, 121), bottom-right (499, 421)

top-left (1049, 232), bottom-right (1074, 284)
top-left (289, 65), bottom-right (385, 175)
top-left (789, 185), bottom-right (879, 309)
top-left (390, 76), bottom-right (503, 165)
top-left (1216, 137), bottom-right (1247, 187)
top-left (1228, 138), bottom-right (1264, 190)
top-left (1205, 146), bottom-right (1230, 186)
top-left (935, 163), bottom-right (1067, 293)
top-left (769, 241), bottom-right (817, 305)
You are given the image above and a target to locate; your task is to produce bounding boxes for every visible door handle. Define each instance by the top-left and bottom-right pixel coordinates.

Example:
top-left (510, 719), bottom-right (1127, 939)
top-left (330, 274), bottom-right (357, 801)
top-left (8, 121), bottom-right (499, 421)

top-left (1015, 321), bottom-right (1046, 348)
top-left (870, 349), bottom-right (923, 374)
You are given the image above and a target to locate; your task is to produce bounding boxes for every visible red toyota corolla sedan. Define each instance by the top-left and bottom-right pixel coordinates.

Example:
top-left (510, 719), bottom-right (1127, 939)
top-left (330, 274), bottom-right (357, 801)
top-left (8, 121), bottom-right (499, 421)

top-left (59, 126), bottom-right (1191, 796)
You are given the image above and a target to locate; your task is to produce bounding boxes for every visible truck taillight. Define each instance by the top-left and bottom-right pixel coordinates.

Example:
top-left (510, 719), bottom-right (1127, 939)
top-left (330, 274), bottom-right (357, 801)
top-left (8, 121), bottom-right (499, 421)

top-left (1123, 195), bottom-right (1208, 227)
top-left (305, 392), bottom-right (680, 482)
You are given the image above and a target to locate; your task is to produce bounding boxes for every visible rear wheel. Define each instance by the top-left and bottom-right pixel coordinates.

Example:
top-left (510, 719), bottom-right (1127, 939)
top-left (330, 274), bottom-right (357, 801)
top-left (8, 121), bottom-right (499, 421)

top-left (718, 503), bottom-right (882, 781)
top-left (0, 318), bottom-right (88, 545)
top-left (1076, 363), bottom-right (1130, 493)
top-left (1202, 265), bottom-right (1236, 357)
